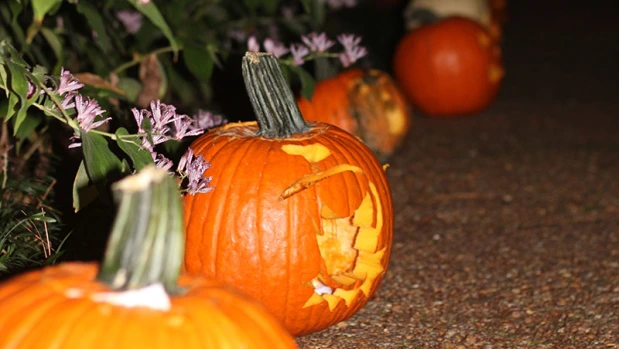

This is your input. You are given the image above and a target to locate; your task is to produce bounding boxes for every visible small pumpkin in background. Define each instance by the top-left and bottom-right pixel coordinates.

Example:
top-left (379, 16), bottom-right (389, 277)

top-left (0, 167), bottom-right (298, 349)
top-left (393, 16), bottom-right (504, 117)
top-left (184, 53), bottom-right (394, 336)
top-left (297, 69), bottom-right (412, 160)
top-left (404, 0), bottom-right (503, 41)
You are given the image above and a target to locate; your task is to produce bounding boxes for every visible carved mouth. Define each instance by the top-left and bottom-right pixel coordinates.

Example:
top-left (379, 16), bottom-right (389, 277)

top-left (280, 142), bottom-right (387, 311)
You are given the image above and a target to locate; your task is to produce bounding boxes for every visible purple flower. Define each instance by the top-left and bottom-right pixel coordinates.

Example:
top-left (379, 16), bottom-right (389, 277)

top-left (228, 30), bottom-right (247, 43)
top-left (192, 110), bottom-right (227, 130)
top-left (74, 95), bottom-right (109, 132)
top-left (290, 44), bottom-right (310, 66)
top-left (178, 148), bottom-right (213, 195)
top-left (57, 68), bottom-right (84, 96)
top-left (61, 93), bottom-right (77, 110)
top-left (67, 95), bottom-right (110, 148)
top-left (171, 114), bottom-right (204, 141)
top-left (153, 152), bottom-right (174, 172)
top-left (247, 36), bottom-right (260, 52)
top-left (131, 107), bottom-right (150, 134)
top-left (149, 100), bottom-right (178, 131)
top-left (131, 100), bottom-right (183, 150)
top-left (337, 34), bottom-right (367, 67)
top-left (116, 10), bottom-right (143, 34)
top-left (301, 32), bottom-right (335, 53)
top-left (263, 39), bottom-right (289, 58)
top-left (321, 0), bottom-right (357, 9)
top-left (26, 79), bottom-right (38, 99)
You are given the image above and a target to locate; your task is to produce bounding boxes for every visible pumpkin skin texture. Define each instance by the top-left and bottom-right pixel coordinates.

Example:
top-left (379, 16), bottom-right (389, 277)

top-left (184, 121), bottom-right (394, 336)
top-left (297, 69), bottom-right (412, 160)
top-left (0, 167), bottom-right (297, 349)
top-left (393, 16), bottom-right (504, 117)
top-left (0, 263), bottom-right (298, 349)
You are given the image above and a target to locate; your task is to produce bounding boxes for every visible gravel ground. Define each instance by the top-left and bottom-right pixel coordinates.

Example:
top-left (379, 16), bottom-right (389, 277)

top-left (298, 2), bottom-right (619, 348)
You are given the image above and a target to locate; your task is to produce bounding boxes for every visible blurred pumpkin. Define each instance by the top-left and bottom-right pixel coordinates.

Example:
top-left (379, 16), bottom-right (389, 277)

top-left (393, 16), bottom-right (504, 117)
top-left (184, 53), bottom-right (394, 336)
top-left (404, 0), bottom-right (503, 41)
top-left (0, 167), bottom-right (298, 349)
top-left (297, 69), bottom-right (412, 160)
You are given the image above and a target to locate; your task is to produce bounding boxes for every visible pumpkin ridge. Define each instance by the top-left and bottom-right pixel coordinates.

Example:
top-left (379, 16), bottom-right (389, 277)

top-left (30, 298), bottom-right (98, 347)
top-left (1, 292), bottom-right (68, 346)
top-left (212, 137), bottom-right (261, 279)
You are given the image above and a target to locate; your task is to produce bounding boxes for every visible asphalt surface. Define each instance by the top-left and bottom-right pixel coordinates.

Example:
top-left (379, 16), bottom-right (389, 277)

top-left (297, 1), bottom-right (619, 348)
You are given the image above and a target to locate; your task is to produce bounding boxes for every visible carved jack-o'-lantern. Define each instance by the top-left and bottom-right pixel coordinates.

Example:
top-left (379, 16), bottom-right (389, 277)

top-left (183, 53), bottom-right (394, 336)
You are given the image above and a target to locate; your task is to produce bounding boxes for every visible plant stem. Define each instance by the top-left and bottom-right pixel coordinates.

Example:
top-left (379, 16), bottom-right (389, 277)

top-left (96, 166), bottom-right (184, 293)
top-left (112, 46), bottom-right (182, 75)
top-left (242, 52), bottom-right (310, 138)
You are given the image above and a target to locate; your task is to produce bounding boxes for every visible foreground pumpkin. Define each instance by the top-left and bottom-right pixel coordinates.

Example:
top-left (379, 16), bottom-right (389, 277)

top-left (0, 167), bottom-right (298, 349)
top-left (296, 69), bottom-right (412, 160)
top-left (393, 16), bottom-right (504, 117)
top-left (184, 52), bottom-right (394, 336)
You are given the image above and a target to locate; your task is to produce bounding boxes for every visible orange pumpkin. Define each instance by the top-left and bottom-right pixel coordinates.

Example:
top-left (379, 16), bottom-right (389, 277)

top-left (393, 16), bottom-right (504, 117)
top-left (184, 53), bottom-right (394, 336)
top-left (297, 69), bottom-right (412, 160)
top-left (0, 167), bottom-right (298, 349)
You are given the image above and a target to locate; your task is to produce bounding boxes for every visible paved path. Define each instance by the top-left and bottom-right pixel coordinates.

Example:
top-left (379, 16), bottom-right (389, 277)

top-left (298, 1), bottom-right (619, 348)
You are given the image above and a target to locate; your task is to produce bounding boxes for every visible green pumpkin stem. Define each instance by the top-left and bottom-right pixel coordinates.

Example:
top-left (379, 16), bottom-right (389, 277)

top-left (96, 166), bottom-right (184, 294)
top-left (242, 52), bottom-right (310, 138)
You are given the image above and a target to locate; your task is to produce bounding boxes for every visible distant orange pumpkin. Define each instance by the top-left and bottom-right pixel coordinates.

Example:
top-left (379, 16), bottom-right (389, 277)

top-left (393, 16), bottom-right (504, 117)
top-left (297, 69), bottom-right (412, 160)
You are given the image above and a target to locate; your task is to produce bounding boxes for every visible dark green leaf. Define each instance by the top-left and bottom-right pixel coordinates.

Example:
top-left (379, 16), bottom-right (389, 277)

top-left (183, 44), bottom-right (214, 82)
top-left (129, 0), bottom-right (179, 54)
top-left (302, 0), bottom-right (325, 28)
top-left (77, 2), bottom-right (113, 54)
top-left (12, 113), bottom-right (42, 150)
top-left (72, 160), bottom-right (99, 213)
top-left (116, 77), bottom-right (142, 103)
top-left (80, 130), bottom-right (123, 186)
top-left (115, 127), bottom-right (154, 171)
top-left (6, 93), bottom-right (18, 120)
top-left (39, 27), bottom-right (64, 70)
top-left (289, 65), bottom-right (315, 100)
top-left (8, 1), bottom-right (23, 23)
top-left (5, 60), bottom-right (28, 96)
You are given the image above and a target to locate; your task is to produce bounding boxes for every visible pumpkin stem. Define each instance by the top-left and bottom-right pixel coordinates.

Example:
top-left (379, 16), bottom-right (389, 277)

top-left (96, 166), bottom-right (184, 294)
top-left (242, 52), bottom-right (310, 138)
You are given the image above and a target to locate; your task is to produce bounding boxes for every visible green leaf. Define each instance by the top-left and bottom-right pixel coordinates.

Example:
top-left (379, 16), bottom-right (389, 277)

top-left (72, 160), bottom-right (99, 213)
top-left (12, 113), bottom-right (42, 152)
top-left (31, 0), bottom-right (62, 23)
top-left (302, 0), bottom-right (325, 28)
top-left (165, 65), bottom-right (196, 106)
top-left (39, 27), bottom-right (64, 70)
top-left (183, 44), bottom-right (214, 82)
top-left (13, 100), bottom-right (35, 135)
top-left (5, 60), bottom-right (28, 96)
top-left (6, 93), bottom-right (19, 120)
top-left (77, 2), bottom-right (113, 54)
top-left (0, 64), bottom-right (7, 92)
top-left (116, 77), bottom-right (142, 103)
top-left (4, 60), bottom-right (29, 123)
top-left (288, 65), bottom-right (315, 100)
top-left (115, 127), bottom-right (154, 171)
top-left (129, 0), bottom-right (179, 54)
top-left (80, 130), bottom-right (123, 186)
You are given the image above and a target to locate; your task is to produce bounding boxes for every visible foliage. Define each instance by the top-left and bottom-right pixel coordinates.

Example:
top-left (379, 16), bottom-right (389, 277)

top-left (0, 0), bottom-right (369, 273)
top-left (0, 175), bottom-right (67, 277)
